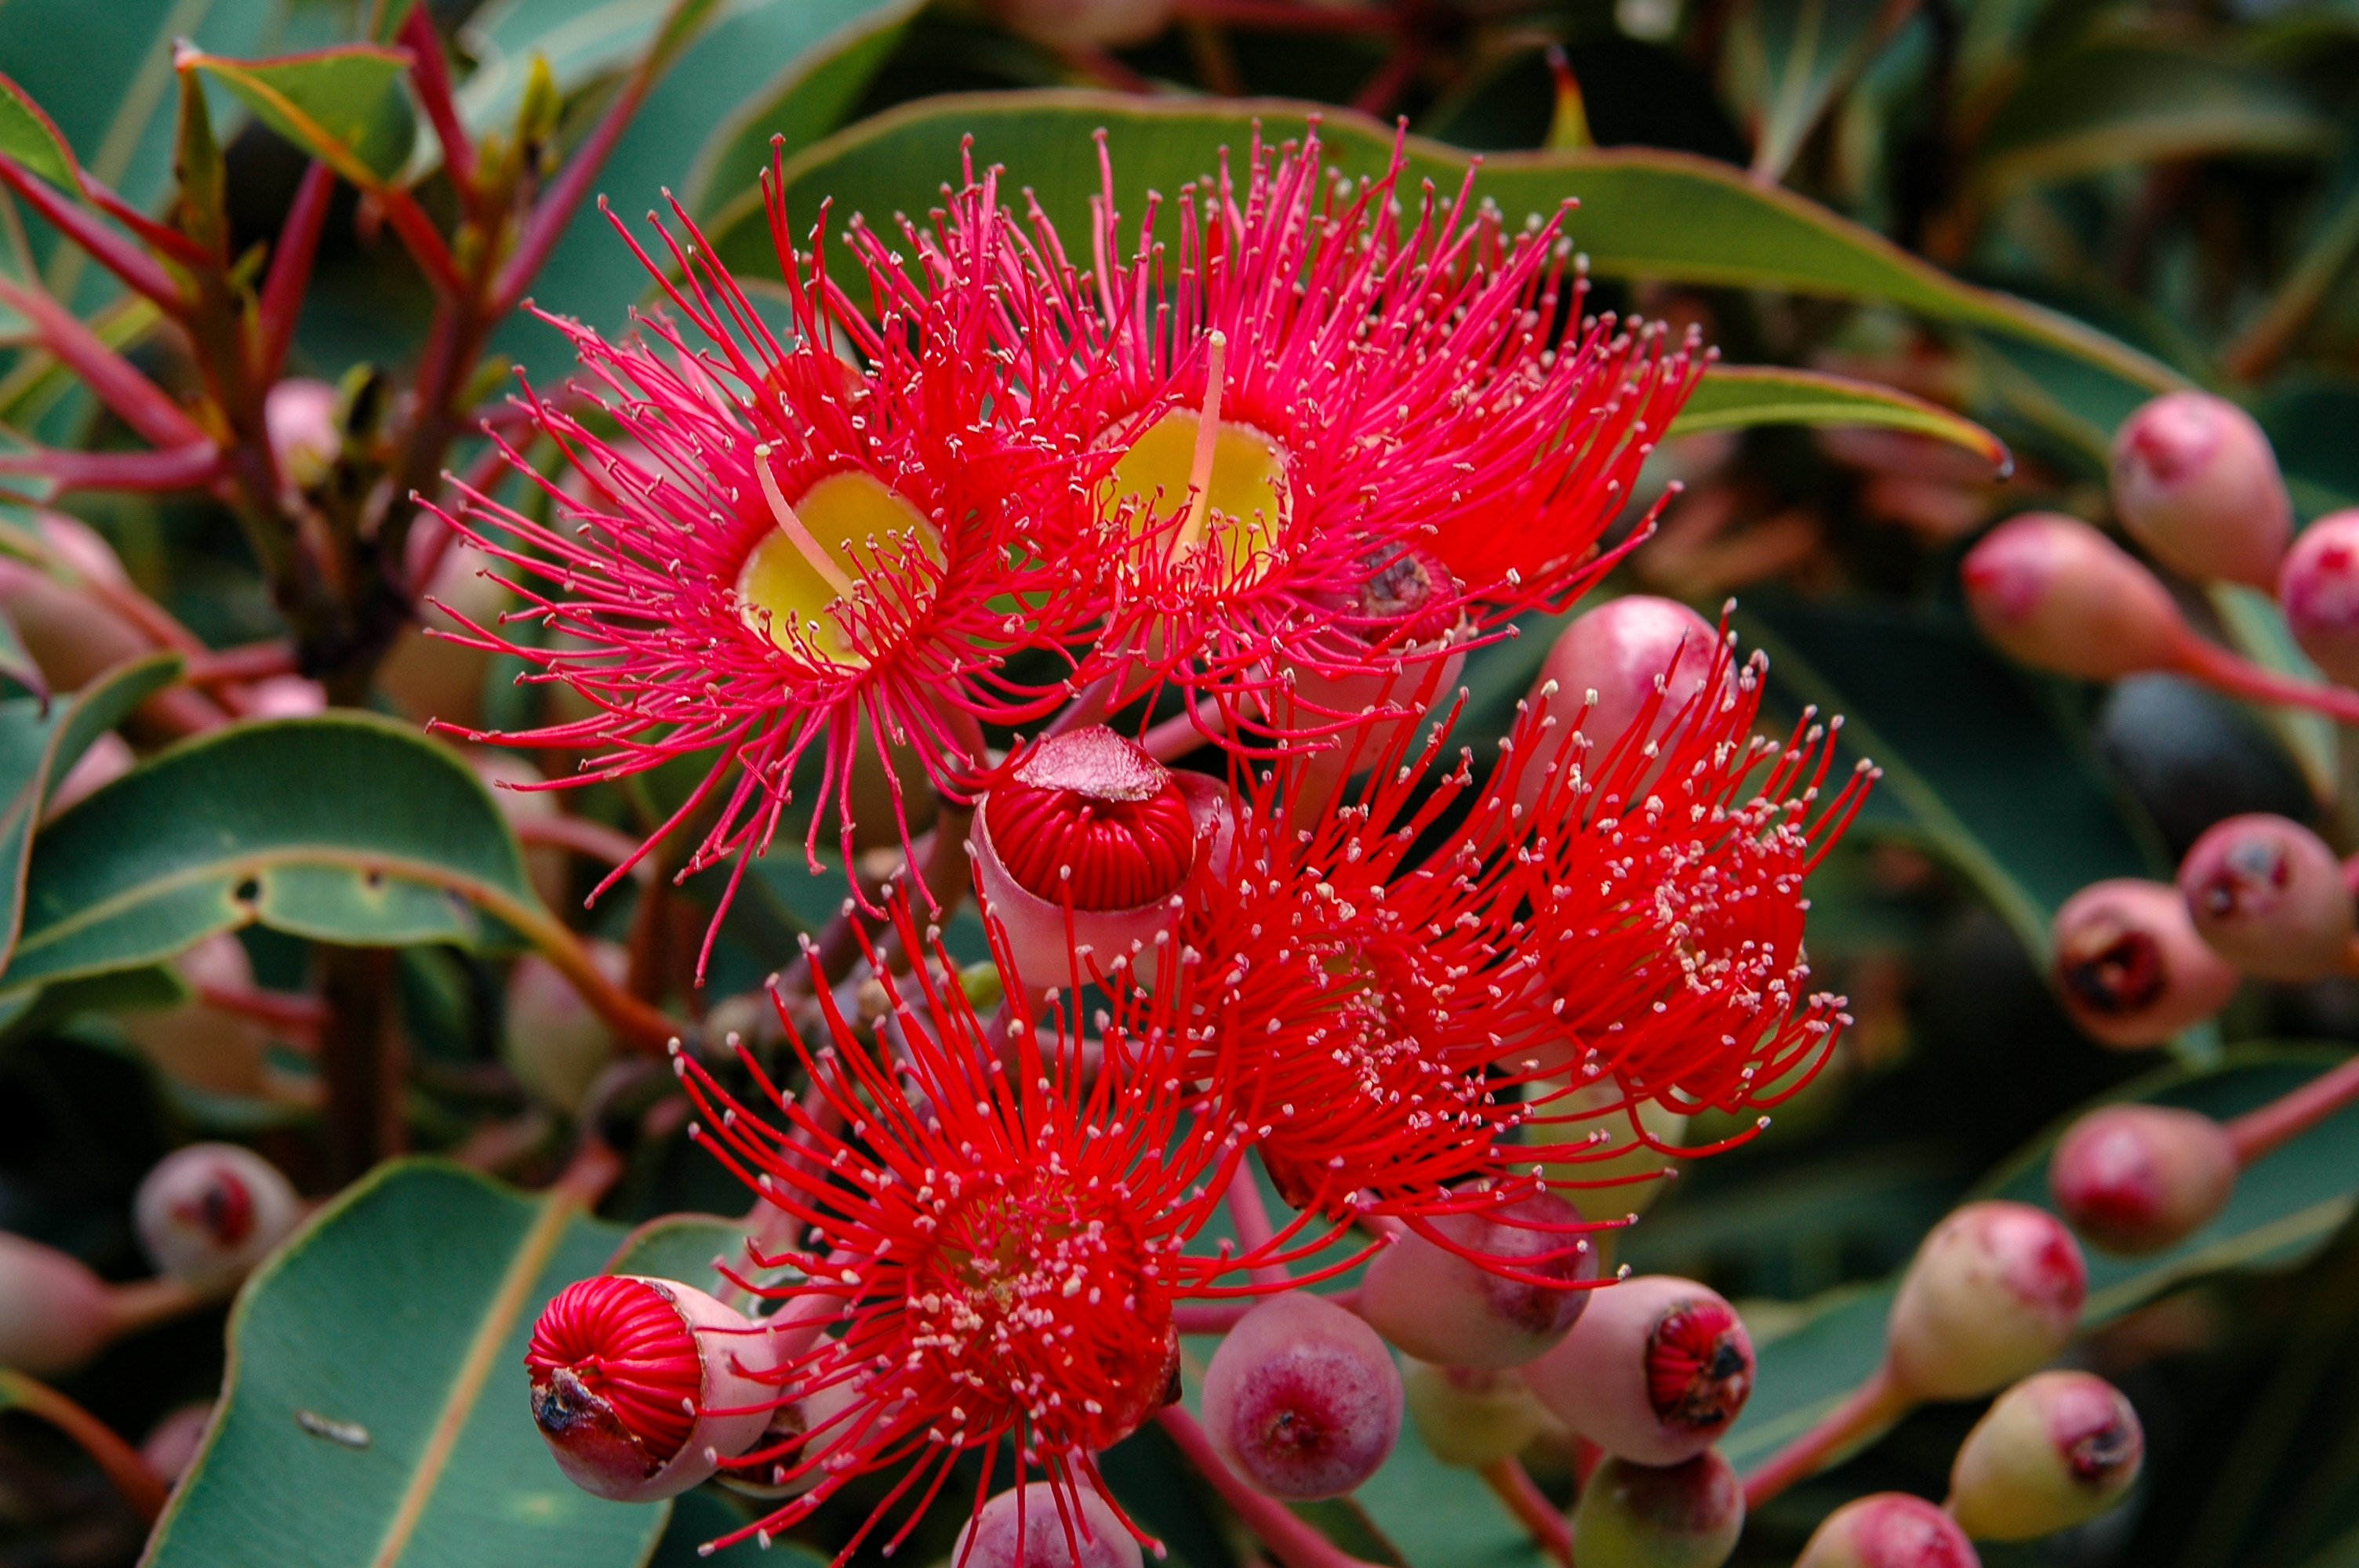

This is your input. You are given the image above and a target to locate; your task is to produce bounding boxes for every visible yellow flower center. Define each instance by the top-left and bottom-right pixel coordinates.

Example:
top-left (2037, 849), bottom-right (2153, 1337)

top-left (1100, 331), bottom-right (1290, 586)
top-left (735, 463), bottom-right (943, 668)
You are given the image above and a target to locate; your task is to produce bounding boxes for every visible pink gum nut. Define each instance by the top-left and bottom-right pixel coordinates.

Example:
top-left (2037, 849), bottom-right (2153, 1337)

top-left (0, 1232), bottom-right (119, 1377)
top-left (1516, 595), bottom-right (1725, 814)
top-left (133, 1142), bottom-right (301, 1295)
top-left (2280, 510), bottom-right (2359, 686)
top-left (1568, 1450), bottom-right (1745, 1568)
top-left (525, 1274), bottom-right (777, 1503)
top-left (1947, 1370), bottom-right (2143, 1541)
top-left (1887, 1203), bottom-right (2086, 1402)
top-left (2048, 1102), bottom-right (2237, 1255)
top-left (1520, 1274), bottom-right (1754, 1465)
top-left (971, 727), bottom-right (1230, 991)
top-left (1358, 1190), bottom-right (1599, 1369)
top-left (2110, 391), bottom-right (2292, 590)
top-left (1961, 514), bottom-right (2183, 681)
top-left (2050, 879), bottom-right (2241, 1050)
top-left (1201, 1292), bottom-right (1403, 1500)
top-left (264, 378), bottom-right (340, 489)
top-left (2178, 813), bottom-right (2355, 982)
top-left (952, 1481), bottom-right (1143, 1568)
top-left (1794, 1494), bottom-right (1980, 1568)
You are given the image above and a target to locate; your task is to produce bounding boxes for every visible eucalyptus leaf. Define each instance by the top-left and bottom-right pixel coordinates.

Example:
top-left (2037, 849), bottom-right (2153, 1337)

top-left (0, 713), bottom-right (543, 993)
top-left (1672, 365), bottom-right (2009, 468)
top-left (144, 1160), bottom-right (663, 1568)
top-left (733, 90), bottom-right (2181, 394)
top-left (1727, 0), bottom-right (1915, 183)
top-left (0, 70), bottom-right (82, 190)
top-left (176, 43), bottom-right (417, 188)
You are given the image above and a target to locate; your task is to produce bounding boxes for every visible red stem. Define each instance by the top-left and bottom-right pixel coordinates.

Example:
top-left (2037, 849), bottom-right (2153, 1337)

top-left (0, 1367), bottom-right (169, 1522)
top-left (1741, 1365), bottom-right (1911, 1509)
top-left (194, 980), bottom-right (329, 1031)
top-left (1156, 1407), bottom-right (1386, 1568)
top-left (0, 157), bottom-right (184, 309)
top-left (2167, 630), bottom-right (2359, 726)
top-left (183, 639), bottom-right (300, 685)
top-left (514, 812), bottom-right (660, 876)
top-left (1348, 38), bottom-right (1424, 117)
top-left (1224, 1164), bottom-right (1296, 1290)
top-left (377, 186), bottom-right (467, 296)
top-left (2227, 1054), bottom-right (2359, 1165)
top-left (258, 162), bottom-right (336, 384)
top-left (0, 441), bottom-right (223, 493)
top-left (493, 83), bottom-right (649, 314)
top-left (400, 6), bottom-right (476, 192)
top-left (82, 172), bottom-right (214, 270)
top-left (0, 279), bottom-right (207, 449)
top-left (1479, 1459), bottom-right (1573, 1568)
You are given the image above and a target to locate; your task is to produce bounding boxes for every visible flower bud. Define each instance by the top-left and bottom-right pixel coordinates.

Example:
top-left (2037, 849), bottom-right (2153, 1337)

top-left (118, 932), bottom-right (275, 1098)
top-left (1569, 1450), bottom-right (1744, 1568)
top-left (952, 1481), bottom-right (1143, 1568)
top-left (265, 378), bottom-right (340, 489)
top-left (525, 1274), bottom-right (777, 1502)
top-left (2279, 510), bottom-right (2359, 687)
top-left (2178, 813), bottom-right (2355, 982)
top-left (1401, 1359), bottom-right (1552, 1468)
top-left (1887, 1203), bottom-right (2086, 1402)
top-left (1519, 596), bottom-right (1723, 812)
top-left (1960, 514), bottom-right (2182, 680)
top-left (2051, 879), bottom-right (2241, 1049)
top-left (985, 0), bottom-right (1173, 47)
top-left (0, 1232), bottom-right (117, 1376)
top-left (1521, 1276), bottom-right (1752, 1465)
top-left (2110, 392), bottom-right (2291, 589)
top-left (134, 1142), bottom-right (302, 1294)
top-left (1794, 1493), bottom-right (1979, 1568)
top-left (2048, 1102), bottom-right (2236, 1255)
top-left (974, 728), bottom-right (1224, 989)
top-left (503, 942), bottom-right (630, 1114)
top-left (1359, 1190), bottom-right (1599, 1369)
top-left (1201, 1292), bottom-right (1402, 1499)
top-left (1947, 1370), bottom-right (2143, 1541)
top-left (141, 1402), bottom-right (214, 1486)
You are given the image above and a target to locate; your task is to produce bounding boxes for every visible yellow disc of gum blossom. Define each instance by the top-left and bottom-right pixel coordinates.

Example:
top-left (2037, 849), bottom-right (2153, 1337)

top-left (1105, 409), bottom-right (1290, 583)
top-left (736, 470), bottom-right (943, 667)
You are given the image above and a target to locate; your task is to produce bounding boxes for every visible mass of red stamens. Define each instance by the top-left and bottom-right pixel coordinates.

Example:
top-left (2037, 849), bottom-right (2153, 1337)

top-left (983, 729), bottom-right (1199, 909)
top-left (427, 156), bottom-right (1085, 972)
top-left (527, 1276), bottom-right (703, 1469)
top-left (665, 906), bottom-right (1311, 1558)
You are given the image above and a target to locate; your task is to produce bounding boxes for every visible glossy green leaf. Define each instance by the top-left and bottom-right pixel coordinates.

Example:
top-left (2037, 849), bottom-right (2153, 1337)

top-left (176, 44), bottom-right (417, 188)
top-left (455, 0), bottom-right (713, 140)
top-left (2258, 379), bottom-right (2359, 521)
top-left (1726, 0), bottom-right (1916, 183)
top-left (0, 651), bottom-right (180, 974)
top-left (607, 1210), bottom-right (744, 1298)
top-left (1725, 1047), bottom-right (2359, 1475)
top-left (144, 1160), bottom-right (664, 1568)
top-left (1735, 599), bottom-right (2160, 964)
top-left (0, 70), bottom-right (82, 190)
top-left (1973, 44), bottom-right (2332, 194)
top-left (1671, 365), bottom-right (2010, 469)
top-left (730, 89), bottom-right (2180, 394)
top-left (0, 602), bottom-right (47, 703)
top-left (0, 713), bottom-right (543, 993)
top-left (491, 0), bottom-right (921, 381)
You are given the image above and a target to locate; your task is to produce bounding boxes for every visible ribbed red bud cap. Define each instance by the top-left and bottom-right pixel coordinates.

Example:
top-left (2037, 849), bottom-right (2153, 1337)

top-left (2111, 392), bottom-right (2292, 589)
top-left (1888, 1203), bottom-right (2085, 1402)
top-left (525, 1274), bottom-right (775, 1503)
top-left (1521, 1275), bottom-right (1753, 1466)
top-left (1795, 1493), bottom-right (1979, 1568)
top-left (1948, 1370), bottom-right (2143, 1541)
top-left (2051, 879), bottom-right (2241, 1050)
top-left (2280, 510), bottom-right (2359, 687)
top-left (2179, 812), bottom-right (2355, 982)
top-left (1961, 514), bottom-right (2183, 680)
top-left (1569, 1450), bottom-right (1744, 1568)
top-left (984, 728), bottom-right (1196, 911)
top-left (2049, 1102), bottom-right (2237, 1255)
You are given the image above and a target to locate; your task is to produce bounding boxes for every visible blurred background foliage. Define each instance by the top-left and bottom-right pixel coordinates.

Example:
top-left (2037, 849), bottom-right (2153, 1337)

top-left (6, 0), bottom-right (2359, 1566)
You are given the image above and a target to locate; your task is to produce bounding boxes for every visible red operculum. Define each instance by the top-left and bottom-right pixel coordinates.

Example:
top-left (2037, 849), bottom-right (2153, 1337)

top-left (176, 1169), bottom-right (256, 1249)
top-left (984, 728), bottom-right (1198, 910)
top-left (1644, 1300), bottom-right (1750, 1430)
top-left (527, 1276), bottom-right (702, 1471)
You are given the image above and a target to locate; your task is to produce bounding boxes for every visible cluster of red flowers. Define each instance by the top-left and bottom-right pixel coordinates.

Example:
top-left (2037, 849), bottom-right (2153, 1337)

top-left (489, 125), bottom-right (1873, 1559)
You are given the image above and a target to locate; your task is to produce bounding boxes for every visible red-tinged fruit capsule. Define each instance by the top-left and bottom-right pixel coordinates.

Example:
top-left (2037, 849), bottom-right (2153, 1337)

top-left (141, 1402), bottom-right (213, 1486)
top-left (1947, 1370), bottom-right (2143, 1541)
top-left (525, 1274), bottom-right (776, 1502)
top-left (2178, 813), bottom-right (2355, 982)
top-left (134, 1142), bottom-right (301, 1294)
top-left (1518, 595), bottom-right (1725, 811)
top-left (1521, 1275), bottom-right (1753, 1465)
top-left (1888, 1203), bottom-right (2086, 1402)
top-left (2279, 510), bottom-right (2359, 687)
top-left (1960, 514), bottom-right (2183, 680)
top-left (952, 1481), bottom-right (1143, 1568)
top-left (1401, 1359), bottom-right (1553, 1468)
top-left (2110, 392), bottom-right (2291, 590)
top-left (2049, 1103), bottom-right (2237, 1254)
top-left (1569, 1450), bottom-right (1745, 1568)
top-left (1359, 1190), bottom-right (1601, 1369)
top-left (503, 942), bottom-right (630, 1114)
top-left (2051, 879), bottom-right (2241, 1050)
top-left (0, 1232), bottom-right (118, 1377)
top-left (1794, 1493), bottom-right (1980, 1568)
top-left (1202, 1292), bottom-right (1403, 1499)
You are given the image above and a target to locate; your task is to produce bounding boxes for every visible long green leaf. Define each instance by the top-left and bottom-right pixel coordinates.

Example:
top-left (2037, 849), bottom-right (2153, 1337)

top-left (1672, 365), bottom-right (2010, 467)
top-left (0, 713), bottom-right (541, 993)
top-left (144, 1160), bottom-right (663, 1568)
top-left (176, 43), bottom-right (416, 188)
top-left (722, 89), bottom-right (2181, 394)
top-left (1727, 0), bottom-right (1916, 183)
top-left (0, 69), bottom-right (83, 190)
